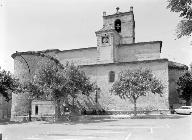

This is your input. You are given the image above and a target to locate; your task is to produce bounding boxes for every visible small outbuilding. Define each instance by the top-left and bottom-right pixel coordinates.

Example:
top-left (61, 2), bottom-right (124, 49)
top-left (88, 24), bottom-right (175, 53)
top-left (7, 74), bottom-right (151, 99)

top-left (31, 100), bottom-right (55, 117)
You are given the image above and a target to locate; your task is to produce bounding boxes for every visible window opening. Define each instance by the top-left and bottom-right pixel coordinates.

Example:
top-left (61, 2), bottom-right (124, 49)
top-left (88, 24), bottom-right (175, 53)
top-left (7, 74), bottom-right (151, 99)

top-left (109, 71), bottom-right (115, 82)
top-left (35, 105), bottom-right (38, 115)
top-left (114, 19), bottom-right (121, 33)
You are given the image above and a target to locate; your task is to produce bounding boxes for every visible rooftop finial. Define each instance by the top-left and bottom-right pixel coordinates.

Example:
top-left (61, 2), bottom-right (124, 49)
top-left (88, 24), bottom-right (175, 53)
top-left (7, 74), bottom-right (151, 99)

top-left (116, 7), bottom-right (120, 14)
top-left (130, 6), bottom-right (133, 12)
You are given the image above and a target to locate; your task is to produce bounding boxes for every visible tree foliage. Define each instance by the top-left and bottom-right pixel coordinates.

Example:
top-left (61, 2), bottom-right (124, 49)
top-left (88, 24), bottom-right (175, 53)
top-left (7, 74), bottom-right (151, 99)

top-left (189, 62), bottom-right (192, 71)
top-left (177, 71), bottom-right (192, 105)
top-left (30, 61), bottom-right (95, 101)
top-left (111, 69), bottom-right (164, 116)
top-left (167, 0), bottom-right (192, 38)
top-left (32, 61), bottom-right (67, 100)
top-left (23, 61), bottom-right (95, 118)
top-left (0, 67), bottom-right (19, 101)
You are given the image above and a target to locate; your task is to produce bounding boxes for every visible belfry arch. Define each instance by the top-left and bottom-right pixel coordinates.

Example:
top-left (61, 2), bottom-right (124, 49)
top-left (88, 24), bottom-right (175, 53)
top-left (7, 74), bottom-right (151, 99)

top-left (114, 19), bottom-right (121, 33)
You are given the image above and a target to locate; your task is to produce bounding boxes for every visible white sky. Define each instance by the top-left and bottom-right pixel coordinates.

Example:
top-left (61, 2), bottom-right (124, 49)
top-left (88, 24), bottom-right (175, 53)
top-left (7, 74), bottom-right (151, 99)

top-left (0, 0), bottom-right (192, 73)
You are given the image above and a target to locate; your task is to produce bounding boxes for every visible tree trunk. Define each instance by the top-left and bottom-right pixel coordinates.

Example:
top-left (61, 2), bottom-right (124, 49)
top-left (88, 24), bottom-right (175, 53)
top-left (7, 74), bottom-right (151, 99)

top-left (28, 99), bottom-right (32, 121)
top-left (72, 97), bottom-right (75, 109)
top-left (186, 99), bottom-right (191, 106)
top-left (55, 101), bottom-right (58, 121)
top-left (55, 100), bottom-right (61, 121)
top-left (95, 90), bottom-right (98, 103)
top-left (134, 99), bottom-right (137, 116)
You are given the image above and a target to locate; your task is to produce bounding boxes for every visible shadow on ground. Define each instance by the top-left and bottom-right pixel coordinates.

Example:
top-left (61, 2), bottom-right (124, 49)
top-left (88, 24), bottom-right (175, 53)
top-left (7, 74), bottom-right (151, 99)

top-left (0, 114), bottom-right (189, 125)
top-left (130, 114), bottom-right (188, 119)
top-left (0, 120), bottom-right (28, 125)
top-left (44, 118), bottom-right (118, 125)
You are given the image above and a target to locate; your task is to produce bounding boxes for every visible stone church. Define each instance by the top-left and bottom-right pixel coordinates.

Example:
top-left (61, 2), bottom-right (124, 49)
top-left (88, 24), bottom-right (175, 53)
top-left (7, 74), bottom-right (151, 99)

top-left (11, 7), bottom-right (188, 119)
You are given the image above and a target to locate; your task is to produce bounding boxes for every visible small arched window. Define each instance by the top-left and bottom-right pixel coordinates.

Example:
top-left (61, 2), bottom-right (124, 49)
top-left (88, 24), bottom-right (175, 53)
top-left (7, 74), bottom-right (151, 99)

top-left (114, 19), bottom-right (121, 33)
top-left (109, 71), bottom-right (115, 83)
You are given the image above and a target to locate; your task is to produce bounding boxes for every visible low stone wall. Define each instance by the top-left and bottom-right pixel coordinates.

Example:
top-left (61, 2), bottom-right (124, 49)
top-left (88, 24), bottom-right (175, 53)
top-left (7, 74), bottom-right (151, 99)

top-left (83, 109), bottom-right (170, 115)
top-left (11, 116), bottom-right (29, 122)
top-left (11, 115), bottom-right (55, 122)
top-left (106, 110), bottom-right (170, 115)
top-left (11, 109), bottom-right (171, 123)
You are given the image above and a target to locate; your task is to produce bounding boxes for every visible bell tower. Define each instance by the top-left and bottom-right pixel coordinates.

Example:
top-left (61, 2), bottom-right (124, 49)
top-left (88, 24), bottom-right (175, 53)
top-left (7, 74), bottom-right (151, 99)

top-left (95, 7), bottom-right (135, 64)
top-left (102, 7), bottom-right (135, 44)
top-left (95, 28), bottom-right (120, 63)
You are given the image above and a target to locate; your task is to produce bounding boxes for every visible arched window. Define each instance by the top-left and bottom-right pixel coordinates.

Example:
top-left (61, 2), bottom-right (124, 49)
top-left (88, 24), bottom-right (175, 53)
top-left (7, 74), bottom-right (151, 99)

top-left (114, 19), bottom-right (121, 33)
top-left (109, 71), bottom-right (115, 83)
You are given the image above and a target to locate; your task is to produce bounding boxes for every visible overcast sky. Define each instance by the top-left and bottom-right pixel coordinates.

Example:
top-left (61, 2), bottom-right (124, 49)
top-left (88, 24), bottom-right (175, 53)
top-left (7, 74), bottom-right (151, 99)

top-left (0, 0), bottom-right (192, 73)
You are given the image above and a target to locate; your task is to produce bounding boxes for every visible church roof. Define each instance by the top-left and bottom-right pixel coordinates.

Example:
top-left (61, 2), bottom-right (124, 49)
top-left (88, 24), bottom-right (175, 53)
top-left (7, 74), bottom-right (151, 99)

top-left (80, 59), bottom-right (188, 70)
top-left (11, 50), bottom-right (64, 69)
top-left (11, 47), bottom-right (97, 58)
top-left (55, 47), bottom-right (96, 53)
top-left (95, 26), bottom-right (117, 34)
top-left (81, 59), bottom-right (169, 67)
top-left (11, 49), bottom-right (60, 58)
top-left (168, 61), bottom-right (188, 70)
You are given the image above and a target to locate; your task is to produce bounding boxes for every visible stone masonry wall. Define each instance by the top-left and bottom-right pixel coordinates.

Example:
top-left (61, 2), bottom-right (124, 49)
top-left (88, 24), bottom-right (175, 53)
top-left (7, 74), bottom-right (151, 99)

top-left (56, 47), bottom-right (97, 66)
top-left (0, 95), bottom-right (11, 120)
top-left (118, 41), bottom-right (161, 62)
top-left (11, 51), bottom-right (168, 117)
top-left (103, 12), bottom-right (135, 44)
top-left (31, 100), bottom-right (55, 116)
top-left (11, 54), bottom-right (54, 120)
top-left (81, 59), bottom-right (169, 111)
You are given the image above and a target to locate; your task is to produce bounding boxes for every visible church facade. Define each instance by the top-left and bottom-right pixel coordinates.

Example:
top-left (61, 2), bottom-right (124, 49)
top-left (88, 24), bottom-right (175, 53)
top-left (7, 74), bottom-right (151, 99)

top-left (11, 7), bottom-right (188, 119)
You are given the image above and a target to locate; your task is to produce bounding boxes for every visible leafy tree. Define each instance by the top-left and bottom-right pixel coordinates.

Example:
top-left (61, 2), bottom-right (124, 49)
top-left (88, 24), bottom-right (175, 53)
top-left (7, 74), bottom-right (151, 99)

top-left (0, 67), bottom-right (19, 101)
top-left (14, 92), bottom-right (32, 116)
top-left (111, 69), bottom-right (164, 116)
top-left (24, 61), bottom-right (95, 120)
top-left (189, 62), bottom-right (192, 71)
top-left (177, 71), bottom-right (192, 105)
top-left (167, 0), bottom-right (192, 38)
top-left (64, 63), bottom-right (96, 108)
top-left (21, 79), bottom-right (45, 121)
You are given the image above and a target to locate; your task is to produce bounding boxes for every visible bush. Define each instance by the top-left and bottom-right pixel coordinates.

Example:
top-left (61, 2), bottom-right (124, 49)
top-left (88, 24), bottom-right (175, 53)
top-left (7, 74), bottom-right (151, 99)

top-left (81, 109), bottom-right (106, 115)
